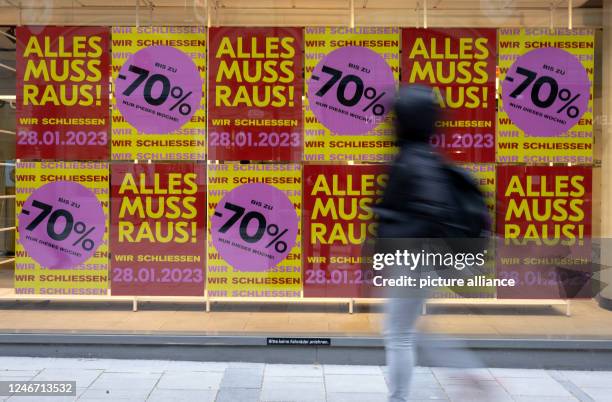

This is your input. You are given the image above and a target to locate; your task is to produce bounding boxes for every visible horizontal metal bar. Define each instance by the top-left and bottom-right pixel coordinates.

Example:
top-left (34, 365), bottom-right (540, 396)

top-left (226, 4), bottom-right (586, 11)
top-left (0, 5), bottom-right (573, 11)
top-left (0, 195), bottom-right (15, 199)
top-left (0, 258), bottom-right (14, 266)
top-left (213, 7), bottom-right (561, 12)
top-left (0, 331), bottom-right (610, 351)
top-left (0, 163), bottom-right (15, 166)
top-left (0, 130), bottom-right (15, 136)
top-left (0, 227), bottom-right (15, 232)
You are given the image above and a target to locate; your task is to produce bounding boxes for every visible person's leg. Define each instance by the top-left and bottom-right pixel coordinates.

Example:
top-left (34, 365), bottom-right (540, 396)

top-left (384, 296), bottom-right (423, 402)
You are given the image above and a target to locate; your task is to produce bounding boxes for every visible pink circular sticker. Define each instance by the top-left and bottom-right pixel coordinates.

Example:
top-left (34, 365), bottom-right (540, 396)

top-left (18, 181), bottom-right (105, 269)
top-left (211, 183), bottom-right (298, 272)
top-left (502, 47), bottom-right (590, 137)
top-left (308, 46), bottom-right (395, 135)
top-left (115, 45), bottom-right (202, 134)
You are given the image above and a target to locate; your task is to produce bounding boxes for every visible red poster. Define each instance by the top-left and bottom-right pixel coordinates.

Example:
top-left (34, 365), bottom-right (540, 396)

top-left (496, 166), bottom-right (593, 299)
top-left (111, 163), bottom-right (206, 296)
top-left (402, 28), bottom-right (496, 163)
top-left (16, 26), bottom-right (110, 160)
top-left (208, 27), bottom-right (304, 161)
top-left (303, 164), bottom-right (388, 297)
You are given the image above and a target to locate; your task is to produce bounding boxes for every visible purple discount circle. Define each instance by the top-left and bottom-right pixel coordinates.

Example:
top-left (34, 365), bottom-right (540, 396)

top-left (502, 47), bottom-right (590, 137)
top-left (308, 46), bottom-right (395, 135)
top-left (211, 183), bottom-right (298, 272)
top-left (18, 181), bottom-right (105, 269)
top-left (115, 45), bottom-right (202, 134)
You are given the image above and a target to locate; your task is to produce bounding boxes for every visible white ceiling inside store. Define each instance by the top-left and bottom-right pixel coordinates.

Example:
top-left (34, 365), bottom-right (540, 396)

top-left (0, 0), bottom-right (600, 27)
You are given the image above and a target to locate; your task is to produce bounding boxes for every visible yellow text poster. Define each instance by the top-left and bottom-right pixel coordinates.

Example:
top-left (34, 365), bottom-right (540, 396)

top-left (15, 162), bottom-right (109, 295)
top-left (304, 27), bottom-right (399, 162)
top-left (497, 28), bottom-right (594, 164)
top-left (111, 26), bottom-right (206, 161)
top-left (207, 163), bottom-right (302, 297)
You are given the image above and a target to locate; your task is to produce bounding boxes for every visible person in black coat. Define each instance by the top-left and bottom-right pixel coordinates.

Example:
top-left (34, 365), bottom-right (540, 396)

top-left (376, 85), bottom-right (451, 402)
top-left (375, 85), bottom-right (452, 240)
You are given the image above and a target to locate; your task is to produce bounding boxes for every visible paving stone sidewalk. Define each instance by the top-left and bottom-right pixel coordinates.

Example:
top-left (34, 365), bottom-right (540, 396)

top-left (0, 357), bottom-right (610, 402)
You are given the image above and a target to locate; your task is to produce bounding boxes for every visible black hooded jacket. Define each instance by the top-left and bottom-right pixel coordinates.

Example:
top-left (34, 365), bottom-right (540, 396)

top-left (375, 86), bottom-right (454, 239)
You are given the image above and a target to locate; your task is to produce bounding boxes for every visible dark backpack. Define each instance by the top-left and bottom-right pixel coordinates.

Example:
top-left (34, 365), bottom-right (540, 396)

top-left (441, 163), bottom-right (491, 241)
top-left (432, 163), bottom-right (492, 289)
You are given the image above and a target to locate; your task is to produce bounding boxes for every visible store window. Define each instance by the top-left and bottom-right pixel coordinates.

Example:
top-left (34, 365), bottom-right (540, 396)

top-left (0, 0), bottom-right (609, 339)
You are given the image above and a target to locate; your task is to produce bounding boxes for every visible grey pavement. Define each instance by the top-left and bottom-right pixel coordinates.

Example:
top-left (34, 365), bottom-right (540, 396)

top-left (0, 357), bottom-right (610, 401)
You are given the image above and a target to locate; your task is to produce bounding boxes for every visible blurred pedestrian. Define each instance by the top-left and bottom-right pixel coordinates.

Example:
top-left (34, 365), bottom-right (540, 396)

top-left (374, 85), bottom-right (489, 402)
